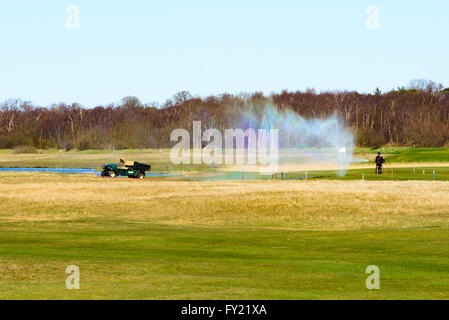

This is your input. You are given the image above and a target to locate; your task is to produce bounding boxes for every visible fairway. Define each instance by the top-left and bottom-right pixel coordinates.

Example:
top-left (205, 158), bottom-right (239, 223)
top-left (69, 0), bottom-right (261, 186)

top-left (1, 172), bottom-right (448, 299)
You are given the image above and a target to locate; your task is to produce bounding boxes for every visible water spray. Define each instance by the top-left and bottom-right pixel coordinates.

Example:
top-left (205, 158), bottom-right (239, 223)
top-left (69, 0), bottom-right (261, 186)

top-left (236, 102), bottom-right (355, 176)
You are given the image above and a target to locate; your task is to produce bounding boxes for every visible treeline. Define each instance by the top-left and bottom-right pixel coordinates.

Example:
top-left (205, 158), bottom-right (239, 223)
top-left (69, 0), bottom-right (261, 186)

top-left (1, 82), bottom-right (449, 149)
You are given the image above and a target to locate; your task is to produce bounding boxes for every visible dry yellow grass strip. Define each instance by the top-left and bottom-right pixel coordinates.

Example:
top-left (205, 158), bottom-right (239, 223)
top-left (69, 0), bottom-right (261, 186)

top-left (0, 172), bottom-right (448, 230)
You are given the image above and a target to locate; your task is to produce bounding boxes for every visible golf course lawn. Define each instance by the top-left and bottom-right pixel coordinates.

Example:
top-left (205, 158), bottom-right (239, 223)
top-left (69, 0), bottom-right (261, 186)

top-left (0, 172), bottom-right (448, 299)
top-left (1, 222), bottom-right (448, 299)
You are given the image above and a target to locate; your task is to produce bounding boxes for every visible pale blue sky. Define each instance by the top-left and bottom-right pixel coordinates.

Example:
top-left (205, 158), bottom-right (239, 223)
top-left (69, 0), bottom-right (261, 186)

top-left (1, 0), bottom-right (448, 107)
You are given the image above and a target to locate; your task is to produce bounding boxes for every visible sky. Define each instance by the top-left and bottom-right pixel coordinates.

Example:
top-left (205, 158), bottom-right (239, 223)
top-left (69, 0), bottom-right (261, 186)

top-left (0, 0), bottom-right (448, 107)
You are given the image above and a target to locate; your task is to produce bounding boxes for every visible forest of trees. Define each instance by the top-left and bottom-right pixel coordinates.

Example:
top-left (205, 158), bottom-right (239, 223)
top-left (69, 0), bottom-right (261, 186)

top-left (1, 80), bottom-right (449, 150)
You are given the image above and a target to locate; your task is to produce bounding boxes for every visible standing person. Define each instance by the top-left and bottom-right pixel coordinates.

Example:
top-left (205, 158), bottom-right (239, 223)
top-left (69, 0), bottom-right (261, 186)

top-left (375, 152), bottom-right (385, 174)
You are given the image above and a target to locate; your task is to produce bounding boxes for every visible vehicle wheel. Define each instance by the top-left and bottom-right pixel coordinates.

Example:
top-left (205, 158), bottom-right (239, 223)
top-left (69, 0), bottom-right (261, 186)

top-left (101, 170), bottom-right (106, 177)
top-left (137, 172), bottom-right (145, 179)
top-left (108, 171), bottom-right (117, 178)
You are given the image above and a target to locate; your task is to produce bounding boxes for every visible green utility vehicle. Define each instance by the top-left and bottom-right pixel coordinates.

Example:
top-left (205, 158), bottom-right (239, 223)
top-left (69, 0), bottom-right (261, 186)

top-left (101, 159), bottom-right (151, 179)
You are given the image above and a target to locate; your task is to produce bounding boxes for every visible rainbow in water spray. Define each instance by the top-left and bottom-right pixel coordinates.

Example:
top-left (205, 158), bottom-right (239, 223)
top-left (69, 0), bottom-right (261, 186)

top-left (237, 102), bottom-right (354, 176)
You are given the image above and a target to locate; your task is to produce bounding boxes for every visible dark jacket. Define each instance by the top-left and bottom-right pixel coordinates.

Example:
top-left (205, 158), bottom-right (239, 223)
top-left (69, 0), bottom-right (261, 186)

top-left (375, 155), bottom-right (385, 166)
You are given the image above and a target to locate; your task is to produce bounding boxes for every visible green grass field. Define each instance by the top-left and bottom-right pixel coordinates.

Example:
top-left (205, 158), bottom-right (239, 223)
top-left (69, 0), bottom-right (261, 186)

top-left (2, 220), bottom-right (448, 299)
top-left (0, 148), bottom-right (449, 299)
